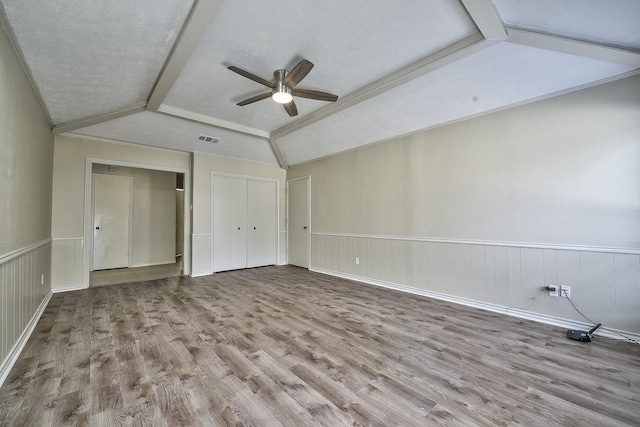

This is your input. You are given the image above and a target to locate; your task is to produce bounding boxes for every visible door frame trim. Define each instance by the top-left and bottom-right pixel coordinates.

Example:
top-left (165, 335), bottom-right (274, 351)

top-left (83, 157), bottom-right (192, 289)
top-left (286, 175), bottom-right (311, 268)
top-left (91, 173), bottom-right (133, 270)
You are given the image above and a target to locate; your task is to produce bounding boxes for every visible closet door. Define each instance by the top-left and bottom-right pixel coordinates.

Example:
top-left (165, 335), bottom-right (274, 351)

top-left (247, 179), bottom-right (277, 268)
top-left (213, 176), bottom-right (247, 272)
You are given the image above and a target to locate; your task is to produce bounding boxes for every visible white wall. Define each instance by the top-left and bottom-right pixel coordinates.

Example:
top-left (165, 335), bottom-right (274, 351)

top-left (191, 153), bottom-right (286, 276)
top-left (0, 26), bottom-right (53, 383)
top-left (51, 135), bottom-right (190, 289)
top-left (288, 75), bottom-right (640, 335)
top-left (92, 164), bottom-right (177, 267)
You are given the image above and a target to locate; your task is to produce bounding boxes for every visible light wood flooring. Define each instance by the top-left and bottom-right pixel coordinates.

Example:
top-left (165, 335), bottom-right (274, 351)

top-left (1, 266), bottom-right (639, 426)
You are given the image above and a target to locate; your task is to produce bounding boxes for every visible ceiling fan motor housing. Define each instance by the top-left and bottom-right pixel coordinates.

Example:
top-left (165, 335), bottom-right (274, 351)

top-left (272, 69), bottom-right (292, 103)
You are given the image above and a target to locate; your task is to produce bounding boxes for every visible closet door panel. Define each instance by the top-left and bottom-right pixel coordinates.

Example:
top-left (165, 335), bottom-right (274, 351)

top-left (213, 176), bottom-right (247, 272)
top-left (247, 180), bottom-right (277, 268)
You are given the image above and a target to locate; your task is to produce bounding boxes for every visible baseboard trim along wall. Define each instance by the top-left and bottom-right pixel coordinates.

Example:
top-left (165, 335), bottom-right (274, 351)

top-left (309, 231), bottom-right (640, 339)
top-left (51, 284), bottom-right (85, 294)
top-left (310, 266), bottom-right (640, 342)
top-left (0, 290), bottom-right (52, 387)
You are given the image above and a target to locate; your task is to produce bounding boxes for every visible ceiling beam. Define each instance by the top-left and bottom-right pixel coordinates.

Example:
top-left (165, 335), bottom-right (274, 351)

top-left (269, 138), bottom-right (288, 169)
top-left (460, 0), bottom-right (507, 41)
top-left (506, 27), bottom-right (640, 68)
top-left (272, 33), bottom-right (489, 140)
top-left (146, 0), bottom-right (225, 112)
top-left (158, 105), bottom-right (270, 139)
top-left (51, 103), bottom-right (147, 135)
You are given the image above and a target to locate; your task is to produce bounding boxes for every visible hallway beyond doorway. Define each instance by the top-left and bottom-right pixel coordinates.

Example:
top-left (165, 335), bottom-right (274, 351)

top-left (90, 258), bottom-right (182, 287)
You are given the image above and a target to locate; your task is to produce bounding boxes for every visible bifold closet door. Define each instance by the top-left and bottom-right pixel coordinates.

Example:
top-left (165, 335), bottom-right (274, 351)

top-left (247, 179), bottom-right (277, 268)
top-left (213, 176), bottom-right (247, 272)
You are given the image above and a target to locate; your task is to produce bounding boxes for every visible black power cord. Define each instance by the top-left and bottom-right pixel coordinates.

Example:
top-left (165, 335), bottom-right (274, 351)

top-left (561, 287), bottom-right (640, 345)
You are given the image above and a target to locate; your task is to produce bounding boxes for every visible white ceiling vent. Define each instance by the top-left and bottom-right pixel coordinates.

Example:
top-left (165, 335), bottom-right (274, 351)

top-left (198, 134), bottom-right (220, 144)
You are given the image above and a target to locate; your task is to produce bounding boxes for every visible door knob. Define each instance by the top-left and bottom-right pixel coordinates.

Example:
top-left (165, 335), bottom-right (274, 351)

top-left (95, 226), bottom-right (100, 230)
top-left (253, 227), bottom-right (256, 230)
top-left (303, 226), bottom-right (307, 229)
top-left (237, 227), bottom-right (241, 230)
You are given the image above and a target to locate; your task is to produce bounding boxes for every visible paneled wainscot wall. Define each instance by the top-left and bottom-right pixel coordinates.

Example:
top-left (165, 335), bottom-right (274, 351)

top-left (311, 233), bottom-right (640, 337)
top-left (0, 240), bottom-right (52, 384)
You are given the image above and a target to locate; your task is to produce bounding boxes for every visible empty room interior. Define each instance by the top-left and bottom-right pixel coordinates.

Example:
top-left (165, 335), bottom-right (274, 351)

top-left (1, 1), bottom-right (639, 425)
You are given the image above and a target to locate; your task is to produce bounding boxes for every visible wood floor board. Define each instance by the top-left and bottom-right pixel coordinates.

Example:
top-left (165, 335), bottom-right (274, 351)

top-left (1, 266), bottom-right (639, 426)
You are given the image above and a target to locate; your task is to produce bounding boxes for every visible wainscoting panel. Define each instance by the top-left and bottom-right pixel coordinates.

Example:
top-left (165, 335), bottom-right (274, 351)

top-left (191, 234), bottom-right (212, 277)
top-left (0, 239), bottom-right (51, 385)
top-left (310, 233), bottom-right (640, 335)
top-left (51, 237), bottom-right (84, 290)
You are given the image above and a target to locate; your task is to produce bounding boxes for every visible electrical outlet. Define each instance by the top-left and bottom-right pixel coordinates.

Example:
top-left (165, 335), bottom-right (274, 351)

top-left (355, 257), bottom-right (360, 265)
top-left (560, 285), bottom-right (571, 298)
top-left (547, 285), bottom-right (558, 297)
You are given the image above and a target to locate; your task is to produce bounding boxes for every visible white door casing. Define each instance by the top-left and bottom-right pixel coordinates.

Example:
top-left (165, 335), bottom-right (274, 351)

top-left (288, 177), bottom-right (310, 268)
top-left (92, 174), bottom-right (132, 270)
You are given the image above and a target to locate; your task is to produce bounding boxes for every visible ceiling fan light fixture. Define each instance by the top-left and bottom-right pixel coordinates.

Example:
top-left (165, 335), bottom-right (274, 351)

top-left (272, 69), bottom-right (292, 104)
top-left (272, 90), bottom-right (293, 104)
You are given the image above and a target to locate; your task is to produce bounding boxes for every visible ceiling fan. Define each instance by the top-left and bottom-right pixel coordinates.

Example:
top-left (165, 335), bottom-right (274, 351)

top-left (228, 59), bottom-right (338, 117)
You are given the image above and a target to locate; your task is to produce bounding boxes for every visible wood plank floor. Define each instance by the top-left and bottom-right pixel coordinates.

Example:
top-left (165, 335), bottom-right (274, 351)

top-left (1, 266), bottom-right (639, 426)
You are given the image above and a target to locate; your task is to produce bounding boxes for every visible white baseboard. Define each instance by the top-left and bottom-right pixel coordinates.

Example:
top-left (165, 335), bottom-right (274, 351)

top-left (190, 271), bottom-right (213, 278)
top-left (0, 291), bottom-right (52, 387)
top-left (129, 260), bottom-right (177, 268)
top-left (310, 267), bottom-right (640, 342)
top-left (52, 283), bottom-right (85, 293)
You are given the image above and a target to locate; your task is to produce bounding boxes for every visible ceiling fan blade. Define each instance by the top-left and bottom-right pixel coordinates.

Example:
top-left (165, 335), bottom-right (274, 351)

top-left (237, 92), bottom-right (272, 106)
top-left (228, 66), bottom-right (275, 88)
top-left (283, 59), bottom-right (314, 88)
top-left (283, 99), bottom-right (298, 117)
top-left (292, 88), bottom-right (338, 102)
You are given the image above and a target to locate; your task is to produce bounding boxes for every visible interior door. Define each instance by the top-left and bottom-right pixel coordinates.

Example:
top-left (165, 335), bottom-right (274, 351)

top-left (93, 174), bottom-right (131, 270)
top-left (213, 175), bottom-right (247, 272)
top-left (247, 179), bottom-right (277, 268)
top-left (288, 178), bottom-right (309, 268)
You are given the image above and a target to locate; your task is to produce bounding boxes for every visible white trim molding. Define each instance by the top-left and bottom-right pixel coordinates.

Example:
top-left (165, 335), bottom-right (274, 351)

top-left (0, 238), bottom-right (52, 264)
top-left (51, 284), bottom-right (85, 294)
top-left (311, 231), bottom-right (640, 255)
top-left (0, 291), bottom-right (52, 387)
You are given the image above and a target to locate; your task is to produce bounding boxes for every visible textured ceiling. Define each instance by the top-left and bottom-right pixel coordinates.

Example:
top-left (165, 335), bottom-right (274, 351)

top-left (0, 0), bottom-right (638, 167)
top-left (0, 0), bottom-right (194, 125)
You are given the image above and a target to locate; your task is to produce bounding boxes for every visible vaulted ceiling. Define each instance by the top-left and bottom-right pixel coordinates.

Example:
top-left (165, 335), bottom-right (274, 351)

top-left (1, 0), bottom-right (639, 167)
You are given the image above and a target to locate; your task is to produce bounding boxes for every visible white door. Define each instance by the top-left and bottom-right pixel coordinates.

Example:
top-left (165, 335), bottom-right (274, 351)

top-left (213, 176), bottom-right (248, 272)
top-left (288, 178), bottom-right (309, 268)
top-left (93, 174), bottom-right (131, 270)
top-left (247, 180), bottom-right (277, 268)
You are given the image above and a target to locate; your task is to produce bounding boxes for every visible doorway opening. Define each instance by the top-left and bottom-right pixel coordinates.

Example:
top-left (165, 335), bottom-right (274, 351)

top-left (89, 163), bottom-right (186, 287)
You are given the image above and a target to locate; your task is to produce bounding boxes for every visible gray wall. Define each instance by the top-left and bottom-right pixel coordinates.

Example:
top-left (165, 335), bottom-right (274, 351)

top-left (0, 26), bottom-right (53, 380)
top-left (288, 75), bottom-right (640, 335)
